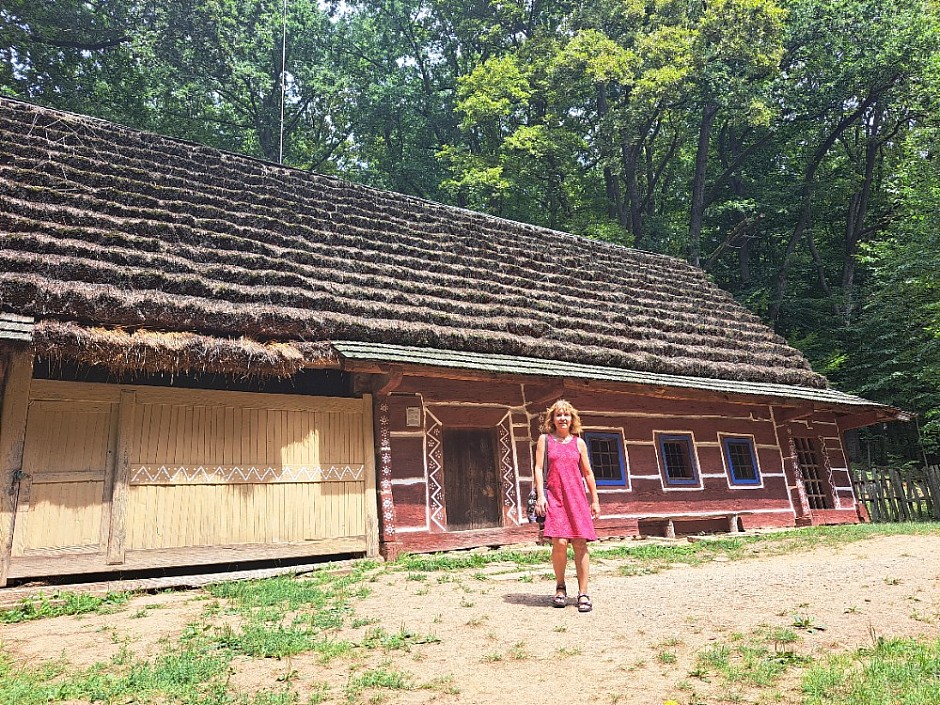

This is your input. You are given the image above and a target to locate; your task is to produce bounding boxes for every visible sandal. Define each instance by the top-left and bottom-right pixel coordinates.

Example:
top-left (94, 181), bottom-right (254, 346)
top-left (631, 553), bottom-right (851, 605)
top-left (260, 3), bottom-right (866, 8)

top-left (552, 584), bottom-right (567, 608)
top-left (577, 593), bottom-right (593, 613)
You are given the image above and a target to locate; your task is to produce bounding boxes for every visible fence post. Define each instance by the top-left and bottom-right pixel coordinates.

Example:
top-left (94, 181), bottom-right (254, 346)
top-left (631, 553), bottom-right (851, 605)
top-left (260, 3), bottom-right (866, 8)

top-left (887, 468), bottom-right (911, 521)
top-left (924, 465), bottom-right (940, 520)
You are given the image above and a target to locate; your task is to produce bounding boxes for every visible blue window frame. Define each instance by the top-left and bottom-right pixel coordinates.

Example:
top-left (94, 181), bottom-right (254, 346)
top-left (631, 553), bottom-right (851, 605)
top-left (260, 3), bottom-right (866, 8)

top-left (584, 431), bottom-right (627, 486)
top-left (657, 433), bottom-right (699, 486)
top-left (722, 436), bottom-right (761, 485)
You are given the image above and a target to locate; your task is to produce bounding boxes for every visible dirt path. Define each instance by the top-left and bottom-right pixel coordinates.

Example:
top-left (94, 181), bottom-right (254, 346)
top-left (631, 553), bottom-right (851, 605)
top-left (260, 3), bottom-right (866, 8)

top-left (3, 533), bottom-right (940, 704)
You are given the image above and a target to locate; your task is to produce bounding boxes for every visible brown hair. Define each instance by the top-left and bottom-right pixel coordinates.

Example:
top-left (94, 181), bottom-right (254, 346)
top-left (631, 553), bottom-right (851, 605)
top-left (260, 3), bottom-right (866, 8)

top-left (540, 399), bottom-right (583, 435)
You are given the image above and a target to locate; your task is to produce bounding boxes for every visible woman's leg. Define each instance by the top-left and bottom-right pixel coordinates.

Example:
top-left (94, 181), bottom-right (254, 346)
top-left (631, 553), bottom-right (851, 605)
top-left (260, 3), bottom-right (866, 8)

top-left (572, 539), bottom-right (590, 595)
top-left (552, 537), bottom-right (569, 589)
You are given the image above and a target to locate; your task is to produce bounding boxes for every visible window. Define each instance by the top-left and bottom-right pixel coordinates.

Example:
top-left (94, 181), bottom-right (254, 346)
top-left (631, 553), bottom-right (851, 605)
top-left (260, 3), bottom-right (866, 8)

top-left (584, 432), bottom-right (627, 486)
top-left (657, 433), bottom-right (699, 485)
top-left (722, 436), bottom-right (761, 485)
top-left (793, 437), bottom-right (831, 509)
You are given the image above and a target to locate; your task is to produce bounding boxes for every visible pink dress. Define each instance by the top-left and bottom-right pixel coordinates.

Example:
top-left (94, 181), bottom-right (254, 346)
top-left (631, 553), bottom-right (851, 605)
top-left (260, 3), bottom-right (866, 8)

top-left (542, 435), bottom-right (597, 541)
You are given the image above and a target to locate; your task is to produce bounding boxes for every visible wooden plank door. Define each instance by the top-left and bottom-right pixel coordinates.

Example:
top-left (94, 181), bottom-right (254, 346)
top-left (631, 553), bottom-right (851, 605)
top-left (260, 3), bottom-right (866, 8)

top-left (12, 400), bottom-right (117, 557)
top-left (442, 428), bottom-right (502, 530)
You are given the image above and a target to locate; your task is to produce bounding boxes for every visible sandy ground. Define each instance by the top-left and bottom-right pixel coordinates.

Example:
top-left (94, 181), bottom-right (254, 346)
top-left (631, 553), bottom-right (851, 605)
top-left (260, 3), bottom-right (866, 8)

top-left (2, 533), bottom-right (939, 704)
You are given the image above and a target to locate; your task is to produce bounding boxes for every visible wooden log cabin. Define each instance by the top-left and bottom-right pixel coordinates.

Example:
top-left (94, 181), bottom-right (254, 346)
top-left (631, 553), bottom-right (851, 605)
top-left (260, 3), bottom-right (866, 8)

top-left (0, 98), bottom-right (907, 584)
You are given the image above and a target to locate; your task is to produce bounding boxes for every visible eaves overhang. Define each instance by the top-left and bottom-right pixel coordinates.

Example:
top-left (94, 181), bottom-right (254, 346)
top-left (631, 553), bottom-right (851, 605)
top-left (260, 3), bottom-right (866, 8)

top-left (332, 341), bottom-right (910, 423)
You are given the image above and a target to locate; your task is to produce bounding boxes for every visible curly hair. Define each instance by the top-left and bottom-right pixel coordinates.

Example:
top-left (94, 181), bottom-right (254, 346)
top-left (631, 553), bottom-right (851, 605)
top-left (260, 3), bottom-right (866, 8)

top-left (540, 399), bottom-right (583, 435)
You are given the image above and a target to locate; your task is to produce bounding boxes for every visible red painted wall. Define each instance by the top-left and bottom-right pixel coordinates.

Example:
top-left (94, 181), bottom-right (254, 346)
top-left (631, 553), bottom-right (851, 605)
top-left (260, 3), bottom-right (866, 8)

top-left (378, 377), bottom-right (859, 555)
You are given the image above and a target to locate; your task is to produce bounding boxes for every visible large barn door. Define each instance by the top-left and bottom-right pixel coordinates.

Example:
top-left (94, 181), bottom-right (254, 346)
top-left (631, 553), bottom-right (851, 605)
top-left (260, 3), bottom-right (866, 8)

top-left (7, 380), bottom-right (377, 581)
top-left (442, 428), bottom-right (502, 530)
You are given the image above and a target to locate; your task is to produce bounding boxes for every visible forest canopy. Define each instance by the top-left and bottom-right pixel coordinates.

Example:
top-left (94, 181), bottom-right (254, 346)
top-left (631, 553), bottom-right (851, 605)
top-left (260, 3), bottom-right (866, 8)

top-left (2, 0), bottom-right (939, 462)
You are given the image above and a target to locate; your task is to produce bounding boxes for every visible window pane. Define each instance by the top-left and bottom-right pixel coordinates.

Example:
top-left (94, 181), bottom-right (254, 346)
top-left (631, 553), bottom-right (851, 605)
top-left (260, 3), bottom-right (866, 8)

top-left (662, 439), bottom-right (694, 481)
top-left (726, 440), bottom-right (758, 483)
top-left (585, 433), bottom-right (625, 485)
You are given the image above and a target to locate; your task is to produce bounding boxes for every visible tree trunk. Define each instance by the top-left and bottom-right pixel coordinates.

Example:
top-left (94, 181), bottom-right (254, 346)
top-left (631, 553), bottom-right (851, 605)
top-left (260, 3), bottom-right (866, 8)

top-left (597, 84), bottom-right (628, 230)
top-left (842, 114), bottom-right (881, 324)
top-left (767, 89), bottom-right (884, 324)
top-left (622, 137), bottom-right (643, 245)
top-left (689, 101), bottom-right (719, 266)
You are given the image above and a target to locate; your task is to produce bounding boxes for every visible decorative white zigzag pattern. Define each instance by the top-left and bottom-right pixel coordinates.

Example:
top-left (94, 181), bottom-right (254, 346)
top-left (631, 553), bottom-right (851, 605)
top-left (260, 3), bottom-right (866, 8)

top-left (129, 464), bottom-right (364, 484)
top-left (819, 435), bottom-right (841, 509)
top-left (378, 401), bottom-right (396, 536)
top-left (498, 418), bottom-right (519, 525)
top-left (426, 412), bottom-right (446, 531)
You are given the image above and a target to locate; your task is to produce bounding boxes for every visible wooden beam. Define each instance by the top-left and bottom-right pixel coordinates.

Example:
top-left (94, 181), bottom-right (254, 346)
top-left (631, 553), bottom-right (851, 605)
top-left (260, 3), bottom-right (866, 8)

top-left (0, 349), bottom-right (33, 587)
top-left (361, 394), bottom-right (380, 558)
top-left (775, 406), bottom-right (815, 424)
top-left (106, 389), bottom-right (135, 565)
top-left (837, 410), bottom-right (891, 431)
top-left (525, 380), bottom-right (566, 409)
top-left (350, 367), bottom-right (404, 396)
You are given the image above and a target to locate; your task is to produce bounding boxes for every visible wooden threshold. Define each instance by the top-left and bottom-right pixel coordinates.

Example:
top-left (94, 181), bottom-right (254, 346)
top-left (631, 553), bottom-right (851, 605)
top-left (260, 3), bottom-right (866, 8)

top-left (6, 537), bottom-right (368, 580)
top-left (0, 556), bottom-right (373, 607)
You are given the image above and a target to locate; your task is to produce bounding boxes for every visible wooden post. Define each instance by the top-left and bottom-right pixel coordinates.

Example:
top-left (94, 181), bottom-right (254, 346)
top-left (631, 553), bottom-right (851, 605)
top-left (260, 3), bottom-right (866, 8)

top-left (0, 350), bottom-right (34, 586)
top-left (361, 394), bottom-right (380, 558)
top-left (106, 389), bottom-right (135, 565)
top-left (924, 466), bottom-right (940, 520)
top-left (664, 519), bottom-right (675, 539)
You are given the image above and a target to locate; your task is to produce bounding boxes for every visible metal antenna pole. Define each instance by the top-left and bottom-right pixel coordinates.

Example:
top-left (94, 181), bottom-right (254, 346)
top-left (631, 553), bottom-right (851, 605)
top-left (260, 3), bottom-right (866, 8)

top-left (278, 0), bottom-right (288, 164)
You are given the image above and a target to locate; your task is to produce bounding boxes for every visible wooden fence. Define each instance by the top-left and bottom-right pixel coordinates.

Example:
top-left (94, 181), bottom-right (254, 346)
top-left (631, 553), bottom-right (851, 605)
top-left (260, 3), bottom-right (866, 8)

top-left (850, 465), bottom-right (940, 522)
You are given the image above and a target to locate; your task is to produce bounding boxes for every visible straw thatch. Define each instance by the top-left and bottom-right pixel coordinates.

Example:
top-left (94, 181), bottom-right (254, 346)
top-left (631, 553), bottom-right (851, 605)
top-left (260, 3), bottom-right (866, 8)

top-left (33, 320), bottom-right (336, 378)
top-left (0, 98), bottom-right (826, 387)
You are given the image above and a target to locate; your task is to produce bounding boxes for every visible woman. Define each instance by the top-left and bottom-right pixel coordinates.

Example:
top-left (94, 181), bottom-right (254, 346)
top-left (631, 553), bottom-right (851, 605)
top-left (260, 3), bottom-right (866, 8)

top-left (534, 399), bottom-right (601, 612)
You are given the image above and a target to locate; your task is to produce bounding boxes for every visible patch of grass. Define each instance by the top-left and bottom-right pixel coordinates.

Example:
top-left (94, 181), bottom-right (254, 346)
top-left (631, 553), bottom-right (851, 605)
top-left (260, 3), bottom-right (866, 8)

top-left (690, 626), bottom-right (814, 693)
top-left (421, 674), bottom-right (460, 694)
top-left (215, 621), bottom-right (325, 658)
top-left (361, 626), bottom-right (441, 652)
top-left (393, 548), bottom-right (549, 572)
top-left (804, 636), bottom-right (940, 705)
top-left (792, 614), bottom-right (826, 633)
top-left (345, 666), bottom-right (412, 699)
top-left (0, 591), bottom-right (132, 623)
top-left (13, 636), bottom-right (233, 705)
top-left (509, 641), bottom-right (529, 660)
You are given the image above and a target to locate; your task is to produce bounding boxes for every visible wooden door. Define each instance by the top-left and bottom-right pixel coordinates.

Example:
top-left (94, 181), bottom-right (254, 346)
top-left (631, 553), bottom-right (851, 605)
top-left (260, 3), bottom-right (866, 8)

top-left (442, 428), bottom-right (502, 530)
top-left (12, 400), bottom-right (117, 557)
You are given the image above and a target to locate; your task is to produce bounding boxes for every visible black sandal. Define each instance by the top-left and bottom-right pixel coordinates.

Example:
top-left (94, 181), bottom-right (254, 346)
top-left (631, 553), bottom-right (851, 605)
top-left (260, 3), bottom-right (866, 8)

top-left (577, 593), bottom-right (592, 613)
top-left (552, 584), bottom-right (567, 608)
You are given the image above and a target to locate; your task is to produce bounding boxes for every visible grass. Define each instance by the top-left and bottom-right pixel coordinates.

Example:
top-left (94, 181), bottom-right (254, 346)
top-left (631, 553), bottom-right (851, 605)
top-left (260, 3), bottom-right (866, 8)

top-left (804, 637), bottom-right (940, 705)
top-left (0, 591), bottom-right (132, 623)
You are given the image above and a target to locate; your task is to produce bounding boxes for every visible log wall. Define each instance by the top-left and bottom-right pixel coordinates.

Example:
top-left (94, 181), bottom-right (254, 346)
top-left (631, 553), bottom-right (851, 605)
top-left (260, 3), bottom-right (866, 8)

top-left (381, 375), bottom-right (859, 555)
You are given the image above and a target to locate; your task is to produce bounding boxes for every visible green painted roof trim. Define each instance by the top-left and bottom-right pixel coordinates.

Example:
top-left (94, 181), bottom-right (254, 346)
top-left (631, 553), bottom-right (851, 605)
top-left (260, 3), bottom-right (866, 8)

top-left (332, 341), bottom-right (887, 410)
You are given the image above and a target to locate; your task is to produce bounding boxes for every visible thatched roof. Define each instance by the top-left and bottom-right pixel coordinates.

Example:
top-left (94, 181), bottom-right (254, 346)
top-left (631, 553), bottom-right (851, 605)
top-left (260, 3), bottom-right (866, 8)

top-left (0, 98), bottom-right (825, 387)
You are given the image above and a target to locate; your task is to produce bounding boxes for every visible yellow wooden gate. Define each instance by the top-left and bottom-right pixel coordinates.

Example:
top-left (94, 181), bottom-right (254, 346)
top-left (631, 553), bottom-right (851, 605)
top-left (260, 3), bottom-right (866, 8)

top-left (9, 381), bottom-right (377, 578)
